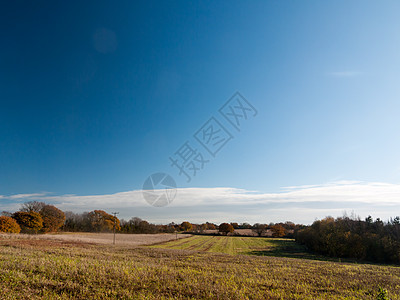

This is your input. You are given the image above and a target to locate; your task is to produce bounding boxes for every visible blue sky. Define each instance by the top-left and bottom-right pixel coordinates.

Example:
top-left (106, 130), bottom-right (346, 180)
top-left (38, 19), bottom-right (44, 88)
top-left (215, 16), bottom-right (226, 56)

top-left (1, 1), bottom-right (400, 223)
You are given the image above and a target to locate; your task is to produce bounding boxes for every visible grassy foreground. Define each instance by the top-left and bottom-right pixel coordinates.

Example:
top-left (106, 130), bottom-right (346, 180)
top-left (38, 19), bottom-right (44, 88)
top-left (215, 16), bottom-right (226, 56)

top-left (0, 236), bottom-right (399, 299)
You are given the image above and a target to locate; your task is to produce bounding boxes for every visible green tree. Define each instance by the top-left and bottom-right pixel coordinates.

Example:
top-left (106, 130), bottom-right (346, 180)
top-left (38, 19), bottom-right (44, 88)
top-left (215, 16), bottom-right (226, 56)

top-left (0, 216), bottom-right (21, 233)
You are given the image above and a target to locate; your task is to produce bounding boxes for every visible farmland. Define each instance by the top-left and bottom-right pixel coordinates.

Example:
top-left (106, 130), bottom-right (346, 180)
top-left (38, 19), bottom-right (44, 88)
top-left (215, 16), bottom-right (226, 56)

top-left (1, 234), bottom-right (399, 299)
top-left (0, 232), bottom-right (191, 246)
top-left (151, 235), bottom-right (314, 258)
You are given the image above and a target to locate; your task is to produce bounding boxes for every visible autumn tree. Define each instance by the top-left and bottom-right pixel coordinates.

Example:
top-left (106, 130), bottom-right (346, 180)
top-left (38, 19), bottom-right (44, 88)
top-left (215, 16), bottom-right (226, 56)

top-left (271, 224), bottom-right (286, 238)
top-left (230, 222), bottom-right (239, 229)
top-left (87, 210), bottom-right (120, 232)
top-left (12, 211), bottom-right (43, 233)
top-left (206, 222), bottom-right (216, 230)
top-left (40, 205), bottom-right (65, 232)
top-left (0, 216), bottom-right (21, 233)
top-left (180, 221), bottom-right (192, 232)
top-left (219, 223), bottom-right (234, 235)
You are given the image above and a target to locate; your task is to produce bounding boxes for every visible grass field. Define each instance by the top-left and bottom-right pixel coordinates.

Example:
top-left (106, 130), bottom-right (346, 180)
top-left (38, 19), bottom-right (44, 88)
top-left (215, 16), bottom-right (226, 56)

top-left (0, 232), bottom-right (191, 246)
top-left (1, 234), bottom-right (399, 299)
top-left (151, 235), bottom-right (316, 259)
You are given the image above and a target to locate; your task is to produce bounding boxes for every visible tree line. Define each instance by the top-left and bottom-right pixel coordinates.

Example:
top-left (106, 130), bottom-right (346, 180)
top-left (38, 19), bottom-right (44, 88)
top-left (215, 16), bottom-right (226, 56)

top-left (0, 201), bottom-right (299, 237)
top-left (0, 201), bottom-right (65, 233)
top-left (2, 201), bottom-right (400, 265)
top-left (0, 202), bottom-right (120, 234)
top-left (295, 214), bottom-right (400, 264)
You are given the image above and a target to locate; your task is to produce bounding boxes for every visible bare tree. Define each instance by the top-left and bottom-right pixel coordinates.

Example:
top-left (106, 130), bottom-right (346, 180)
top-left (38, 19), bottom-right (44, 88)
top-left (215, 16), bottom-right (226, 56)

top-left (252, 223), bottom-right (267, 237)
top-left (20, 201), bottom-right (46, 213)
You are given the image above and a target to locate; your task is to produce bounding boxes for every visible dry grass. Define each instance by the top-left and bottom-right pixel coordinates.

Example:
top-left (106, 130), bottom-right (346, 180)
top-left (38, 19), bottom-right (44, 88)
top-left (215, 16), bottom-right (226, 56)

top-left (0, 234), bottom-right (399, 299)
top-left (0, 232), bottom-right (191, 246)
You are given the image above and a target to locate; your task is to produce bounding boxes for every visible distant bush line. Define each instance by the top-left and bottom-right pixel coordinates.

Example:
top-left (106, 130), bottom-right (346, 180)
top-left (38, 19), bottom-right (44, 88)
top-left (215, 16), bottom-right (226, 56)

top-left (295, 215), bottom-right (400, 264)
top-left (2, 202), bottom-right (301, 238)
top-left (5, 201), bottom-right (400, 265)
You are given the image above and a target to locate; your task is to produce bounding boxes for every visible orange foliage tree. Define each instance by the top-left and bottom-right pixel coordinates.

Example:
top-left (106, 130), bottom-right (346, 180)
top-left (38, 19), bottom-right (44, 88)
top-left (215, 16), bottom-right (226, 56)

top-left (219, 223), bottom-right (234, 235)
top-left (0, 216), bottom-right (21, 233)
top-left (271, 224), bottom-right (287, 238)
top-left (40, 205), bottom-right (66, 232)
top-left (12, 211), bottom-right (43, 233)
top-left (180, 221), bottom-right (192, 231)
top-left (87, 210), bottom-right (120, 232)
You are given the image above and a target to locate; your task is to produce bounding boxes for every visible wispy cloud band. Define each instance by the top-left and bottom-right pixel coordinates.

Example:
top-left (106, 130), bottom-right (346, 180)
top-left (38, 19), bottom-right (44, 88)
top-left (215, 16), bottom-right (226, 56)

top-left (1, 181), bottom-right (399, 224)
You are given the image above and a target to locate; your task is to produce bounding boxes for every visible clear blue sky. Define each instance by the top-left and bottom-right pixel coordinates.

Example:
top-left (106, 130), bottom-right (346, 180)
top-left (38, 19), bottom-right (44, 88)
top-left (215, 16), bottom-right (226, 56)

top-left (1, 1), bottom-right (400, 223)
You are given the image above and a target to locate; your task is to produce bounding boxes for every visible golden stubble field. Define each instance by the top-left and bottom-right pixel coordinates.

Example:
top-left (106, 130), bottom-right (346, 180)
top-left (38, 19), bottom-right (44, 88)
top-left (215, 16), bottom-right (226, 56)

top-left (0, 232), bottom-right (191, 246)
top-left (0, 233), bottom-right (399, 299)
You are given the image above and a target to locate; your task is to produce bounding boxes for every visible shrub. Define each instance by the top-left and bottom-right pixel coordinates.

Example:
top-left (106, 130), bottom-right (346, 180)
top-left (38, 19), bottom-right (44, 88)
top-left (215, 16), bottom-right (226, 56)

top-left (0, 216), bottom-right (21, 233)
top-left (12, 211), bottom-right (43, 233)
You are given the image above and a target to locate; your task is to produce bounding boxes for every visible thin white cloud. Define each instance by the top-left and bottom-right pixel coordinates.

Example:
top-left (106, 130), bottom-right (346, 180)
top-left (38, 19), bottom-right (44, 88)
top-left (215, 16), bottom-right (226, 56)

top-left (2, 181), bottom-right (400, 207)
top-left (8, 193), bottom-right (48, 199)
top-left (1, 181), bottom-right (400, 223)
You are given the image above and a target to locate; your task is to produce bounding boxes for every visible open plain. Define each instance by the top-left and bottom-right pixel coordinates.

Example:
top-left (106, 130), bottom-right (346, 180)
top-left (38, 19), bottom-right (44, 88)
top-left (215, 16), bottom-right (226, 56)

top-left (0, 233), bottom-right (399, 299)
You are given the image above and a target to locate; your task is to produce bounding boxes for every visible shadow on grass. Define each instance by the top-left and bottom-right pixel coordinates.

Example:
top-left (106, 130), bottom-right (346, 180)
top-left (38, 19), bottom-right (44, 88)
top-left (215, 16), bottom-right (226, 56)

top-left (244, 240), bottom-right (399, 267)
top-left (243, 239), bottom-right (315, 259)
top-left (243, 239), bottom-right (354, 263)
